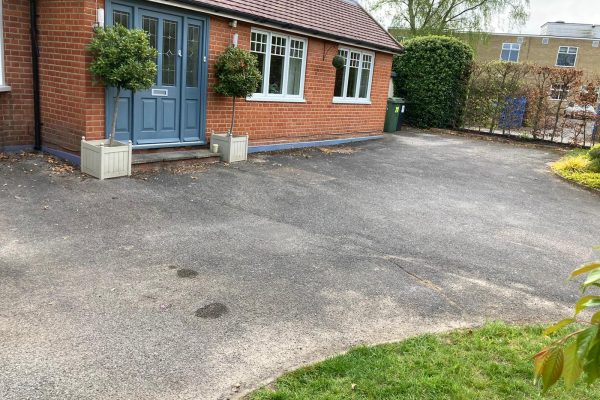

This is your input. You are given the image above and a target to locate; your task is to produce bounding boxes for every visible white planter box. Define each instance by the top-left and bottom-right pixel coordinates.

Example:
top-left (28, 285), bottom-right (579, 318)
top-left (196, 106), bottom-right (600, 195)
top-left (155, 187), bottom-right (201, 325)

top-left (80, 138), bottom-right (132, 180)
top-left (210, 133), bottom-right (248, 163)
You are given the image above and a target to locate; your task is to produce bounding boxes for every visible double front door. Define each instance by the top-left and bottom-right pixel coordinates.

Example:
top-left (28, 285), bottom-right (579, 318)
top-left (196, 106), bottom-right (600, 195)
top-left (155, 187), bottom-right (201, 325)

top-left (108, 2), bottom-right (207, 146)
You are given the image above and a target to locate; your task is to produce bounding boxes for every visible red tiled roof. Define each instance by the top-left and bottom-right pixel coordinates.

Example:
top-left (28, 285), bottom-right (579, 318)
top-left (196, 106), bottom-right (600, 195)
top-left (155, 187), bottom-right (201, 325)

top-left (179, 0), bottom-right (402, 53)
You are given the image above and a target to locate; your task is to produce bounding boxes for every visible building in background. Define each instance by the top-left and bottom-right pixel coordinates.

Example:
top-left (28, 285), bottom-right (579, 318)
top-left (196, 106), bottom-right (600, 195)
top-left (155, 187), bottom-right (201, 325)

top-left (471, 21), bottom-right (600, 76)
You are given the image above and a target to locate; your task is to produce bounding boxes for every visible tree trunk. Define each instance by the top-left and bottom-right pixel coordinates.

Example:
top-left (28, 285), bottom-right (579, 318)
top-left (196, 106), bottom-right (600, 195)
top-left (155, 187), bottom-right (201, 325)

top-left (229, 96), bottom-right (237, 136)
top-left (109, 87), bottom-right (121, 146)
top-left (551, 98), bottom-right (564, 142)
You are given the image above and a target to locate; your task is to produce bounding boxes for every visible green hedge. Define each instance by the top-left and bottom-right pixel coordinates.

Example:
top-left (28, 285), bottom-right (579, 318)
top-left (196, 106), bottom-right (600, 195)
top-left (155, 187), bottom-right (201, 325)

top-left (394, 36), bottom-right (474, 128)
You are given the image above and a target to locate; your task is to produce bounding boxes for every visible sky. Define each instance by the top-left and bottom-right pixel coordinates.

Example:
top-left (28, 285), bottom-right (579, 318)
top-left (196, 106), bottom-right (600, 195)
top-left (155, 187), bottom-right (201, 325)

top-left (363, 0), bottom-right (600, 34)
top-left (494, 0), bottom-right (600, 34)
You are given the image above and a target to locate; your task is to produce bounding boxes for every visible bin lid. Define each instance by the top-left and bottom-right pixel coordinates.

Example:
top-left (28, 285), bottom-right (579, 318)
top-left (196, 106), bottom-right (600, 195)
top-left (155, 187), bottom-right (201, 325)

top-left (387, 97), bottom-right (406, 104)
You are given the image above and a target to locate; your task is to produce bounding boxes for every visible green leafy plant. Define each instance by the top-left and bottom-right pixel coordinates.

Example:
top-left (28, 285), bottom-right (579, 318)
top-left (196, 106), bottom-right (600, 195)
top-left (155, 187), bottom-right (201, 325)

top-left (332, 55), bottom-right (345, 69)
top-left (534, 249), bottom-right (600, 391)
top-left (89, 25), bottom-right (157, 145)
top-left (213, 46), bottom-right (262, 136)
top-left (393, 35), bottom-right (473, 129)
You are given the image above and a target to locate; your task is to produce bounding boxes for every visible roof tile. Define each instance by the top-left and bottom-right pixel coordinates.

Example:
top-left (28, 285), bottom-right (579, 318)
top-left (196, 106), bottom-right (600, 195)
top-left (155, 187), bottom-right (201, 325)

top-left (183, 0), bottom-right (402, 52)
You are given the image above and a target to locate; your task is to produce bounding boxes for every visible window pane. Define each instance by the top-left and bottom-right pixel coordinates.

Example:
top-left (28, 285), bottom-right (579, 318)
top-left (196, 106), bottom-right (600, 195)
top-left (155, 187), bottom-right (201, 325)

top-left (142, 16), bottom-right (158, 84)
top-left (346, 52), bottom-right (360, 98)
top-left (269, 35), bottom-right (286, 94)
top-left (334, 50), bottom-right (347, 97)
top-left (286, 40), bottom-right (304, 96)
top-left (186, 25), bottom-right (200, 87)
top-left (162, 20), bottom-right (177, 86)
top-left (113, 11), bottom-right (130, 28)
top-left (251, 32), bottom-right (268, 93)
top-left (557, 53), bottom-right (576, 67)
top-left (359, 54), bottom-right (372, 98)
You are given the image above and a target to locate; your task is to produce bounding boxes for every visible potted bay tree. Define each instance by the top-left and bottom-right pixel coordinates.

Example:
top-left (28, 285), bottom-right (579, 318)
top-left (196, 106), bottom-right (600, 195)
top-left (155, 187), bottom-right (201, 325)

top-left (211, 46), bottom-right (261, 163)
top-left (81, 25), bottom-right (157, 179)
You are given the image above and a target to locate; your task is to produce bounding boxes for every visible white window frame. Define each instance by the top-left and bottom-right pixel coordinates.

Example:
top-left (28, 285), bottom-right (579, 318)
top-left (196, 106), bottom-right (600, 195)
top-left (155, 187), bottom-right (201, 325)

top-left (333, 47), bottom-right (375, 105)
top-left (247, 28), bottom-right (308, 103)
top-left (556, 46), bottom-right (578, 67)
top-left (0, 1), bottom-right (10, 92)
top-left (499, 43), bottom-right (520, 62)
top-left (549, 84), bottom-right (569, 101)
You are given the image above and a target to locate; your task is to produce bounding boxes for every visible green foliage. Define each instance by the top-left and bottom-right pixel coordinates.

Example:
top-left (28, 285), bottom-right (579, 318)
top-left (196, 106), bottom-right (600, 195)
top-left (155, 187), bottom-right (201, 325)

top-left (89, 25), bottom-right (157, 92)
top-left (464, 61), bottom-right (530, 133)
top-left (89, 25), bottom-right (157, 144)
top-left (213, 46), bottom-right (261, 99)
top-left (535, 251), bottom-right (600, 391)
top-left (250, 322), bottom-right (599, 399)
top-left (589, 144), bottom-right (600, 161)
top-left (393, 35), bottom-right (473, 128)
top-left (332, 55), bottom-right (345, 69)
top-left (552, 149), bottom-right (600, 189)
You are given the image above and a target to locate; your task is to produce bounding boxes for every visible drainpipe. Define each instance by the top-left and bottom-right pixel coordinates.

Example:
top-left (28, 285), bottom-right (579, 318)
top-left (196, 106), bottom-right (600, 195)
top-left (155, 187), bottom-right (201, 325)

top-left (30, 0), bottom-right (42, 151)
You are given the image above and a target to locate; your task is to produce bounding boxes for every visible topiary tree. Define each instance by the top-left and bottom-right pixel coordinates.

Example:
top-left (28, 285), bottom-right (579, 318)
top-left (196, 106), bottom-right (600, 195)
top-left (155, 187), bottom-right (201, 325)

top-left (214, 46), bottom-right (262, 136)
top-left (393, 35), bottom-right (474, 129)
top-left (89, 25), bottom-right (157, 146)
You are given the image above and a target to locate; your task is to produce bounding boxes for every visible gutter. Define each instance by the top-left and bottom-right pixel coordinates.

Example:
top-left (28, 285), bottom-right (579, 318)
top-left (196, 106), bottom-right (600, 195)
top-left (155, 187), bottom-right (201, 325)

top-left (158, 0), bottom-right (403, 54)
top-left (30, 0), bottom-right (42, 151)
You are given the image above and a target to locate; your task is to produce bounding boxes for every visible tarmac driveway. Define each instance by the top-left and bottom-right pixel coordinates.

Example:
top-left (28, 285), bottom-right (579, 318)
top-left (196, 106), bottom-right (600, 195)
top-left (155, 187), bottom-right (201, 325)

top-left (2, 130), bottom-right (600, 399)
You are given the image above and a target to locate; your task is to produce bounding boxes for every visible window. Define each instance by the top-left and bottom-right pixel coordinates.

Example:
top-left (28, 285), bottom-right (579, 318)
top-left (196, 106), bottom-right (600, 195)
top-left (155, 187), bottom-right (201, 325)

top-left (550, 84), bottom-right (568, 100)
top-left (0, 1), bottom-right (8, 90)
top-left (500, 43), bottom-right (520, 62)
top-left (333, 47), bottom-right (374, 104)
top-left (556, 46), bottom-right (578, 67)
top-left (112, 10), bottom-right (130, 27)
top-left (249, 29), bottom-right (307, 101)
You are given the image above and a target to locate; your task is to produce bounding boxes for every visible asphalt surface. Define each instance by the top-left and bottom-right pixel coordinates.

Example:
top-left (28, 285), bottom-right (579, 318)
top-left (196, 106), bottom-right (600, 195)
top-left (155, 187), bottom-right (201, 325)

top-left (2, 130), bottom-right (600, 399)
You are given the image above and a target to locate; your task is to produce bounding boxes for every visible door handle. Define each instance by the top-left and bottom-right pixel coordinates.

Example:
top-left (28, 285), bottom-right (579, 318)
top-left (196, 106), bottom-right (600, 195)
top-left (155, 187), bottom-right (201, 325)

top-left (178, 49), bottom-right (182, 57)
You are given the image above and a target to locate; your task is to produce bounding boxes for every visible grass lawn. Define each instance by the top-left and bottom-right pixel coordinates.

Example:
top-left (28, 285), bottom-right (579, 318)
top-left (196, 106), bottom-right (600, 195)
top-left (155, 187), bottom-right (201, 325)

top-left (248, 322), bottom-right (600, 400)
top-left (552, 148), bottom-right (600, 189)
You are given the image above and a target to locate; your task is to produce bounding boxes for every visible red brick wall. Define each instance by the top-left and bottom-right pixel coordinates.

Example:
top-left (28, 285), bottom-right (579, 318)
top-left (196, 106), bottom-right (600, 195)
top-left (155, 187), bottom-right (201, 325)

top-left (0, 0), bottom-right (34, 149)
top-left (36, 0), bottom-right (105, 152)
top-left (0, 4), bottom-right (391, 151)
top-left (206, 17), bottom-right (392, 143)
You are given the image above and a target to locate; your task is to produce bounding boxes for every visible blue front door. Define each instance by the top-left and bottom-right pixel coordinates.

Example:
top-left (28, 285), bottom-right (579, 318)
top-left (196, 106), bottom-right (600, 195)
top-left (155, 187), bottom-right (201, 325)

top-left (107, 1), bottom-right (208, 147)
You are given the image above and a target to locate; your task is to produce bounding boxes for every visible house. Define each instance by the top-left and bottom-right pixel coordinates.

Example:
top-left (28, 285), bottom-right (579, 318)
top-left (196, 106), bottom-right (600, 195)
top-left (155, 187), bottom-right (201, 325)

top-left (469, 22), bottom-right (600, 77)
top-left (0, 0), bottom-right (402, 162)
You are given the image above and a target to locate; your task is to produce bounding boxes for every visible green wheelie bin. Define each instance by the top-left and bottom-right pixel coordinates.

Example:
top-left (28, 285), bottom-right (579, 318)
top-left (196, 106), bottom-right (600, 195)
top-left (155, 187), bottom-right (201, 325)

top-left (384, 97), bottom-right (406, 133)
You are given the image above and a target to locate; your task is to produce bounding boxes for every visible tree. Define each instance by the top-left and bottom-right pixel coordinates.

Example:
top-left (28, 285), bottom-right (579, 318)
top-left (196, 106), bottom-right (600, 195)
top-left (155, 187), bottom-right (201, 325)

top-left (526, 66), bottom-right (554, 139)
top-left (370, 0), bottom-right (529, 36)
top-left (575, 80), bottom-right (599, 147)
top-left (394, 35), bottom-right (473, 128)
top-left (213, 46), bottom-right (262, 136)
top-left (548, 68), bottom-right (583, 142)
top-left (534, 250), bottom-right (600, 392)
top-left (89, 25), bottom-right (157, 146)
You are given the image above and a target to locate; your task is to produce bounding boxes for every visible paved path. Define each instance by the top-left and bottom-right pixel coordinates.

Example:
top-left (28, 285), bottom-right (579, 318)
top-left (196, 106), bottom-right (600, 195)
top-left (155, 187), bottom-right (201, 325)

top-left (2, 131), bottom-right (600, 399)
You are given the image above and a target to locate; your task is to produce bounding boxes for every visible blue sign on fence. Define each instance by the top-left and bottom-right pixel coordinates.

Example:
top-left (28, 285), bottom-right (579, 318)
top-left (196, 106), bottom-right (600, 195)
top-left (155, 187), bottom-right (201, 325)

top-left (499, 97), bottom-right (527, 130)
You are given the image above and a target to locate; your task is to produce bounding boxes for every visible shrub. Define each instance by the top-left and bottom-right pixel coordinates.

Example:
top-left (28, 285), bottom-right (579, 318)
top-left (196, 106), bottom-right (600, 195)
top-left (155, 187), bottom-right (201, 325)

top-left (214, 46), bottom-right (262, 135)
top-left (589, 144), bottom-right (600, 161)
top-left (393, 36), bottom-right (474, 129)
top-left (89, 25), bottom-right (157, 145)
top-left (464, 61), bottom-right (530, 134)
top-left (552, 155), bottom-right (590, 173)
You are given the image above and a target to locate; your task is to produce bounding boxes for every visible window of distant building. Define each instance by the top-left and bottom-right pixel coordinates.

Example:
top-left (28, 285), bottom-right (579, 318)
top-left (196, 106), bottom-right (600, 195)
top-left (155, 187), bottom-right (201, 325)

top-left (556, 46), bottom-right (578, 67)
top-left (500, 43), bottom-right (520, 62)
